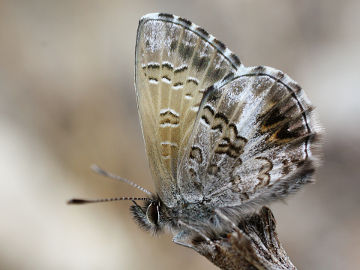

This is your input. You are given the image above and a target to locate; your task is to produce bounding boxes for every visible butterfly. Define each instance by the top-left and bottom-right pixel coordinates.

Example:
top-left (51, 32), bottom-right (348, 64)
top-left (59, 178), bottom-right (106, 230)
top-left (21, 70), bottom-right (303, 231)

top-left (69, 13), bottom-right (321, 248)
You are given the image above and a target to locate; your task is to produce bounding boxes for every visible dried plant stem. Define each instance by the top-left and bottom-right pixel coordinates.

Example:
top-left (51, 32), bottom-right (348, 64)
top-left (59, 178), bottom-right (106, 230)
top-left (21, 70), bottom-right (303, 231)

top-left (192, 207), bottom-right (296, 270)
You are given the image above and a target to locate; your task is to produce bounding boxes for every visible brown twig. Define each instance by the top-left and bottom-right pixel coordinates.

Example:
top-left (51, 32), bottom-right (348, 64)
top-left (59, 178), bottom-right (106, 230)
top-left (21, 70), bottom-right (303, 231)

top-left (192, 207), bottom-right (296, 270)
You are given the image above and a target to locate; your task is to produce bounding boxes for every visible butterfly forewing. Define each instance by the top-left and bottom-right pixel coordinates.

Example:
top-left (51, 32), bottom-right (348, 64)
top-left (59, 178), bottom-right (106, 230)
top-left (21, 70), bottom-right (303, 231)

top-left (179, 66), bottom-right (321, 207)
top-left (135, 14), bottom-right (241, 205)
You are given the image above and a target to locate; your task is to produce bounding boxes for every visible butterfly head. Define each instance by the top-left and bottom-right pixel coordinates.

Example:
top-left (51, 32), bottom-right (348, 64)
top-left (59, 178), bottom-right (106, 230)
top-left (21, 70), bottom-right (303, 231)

top-left (68, 165), bottom-right (172, 234)
top-left (130, 195), bottom-right (167, 235)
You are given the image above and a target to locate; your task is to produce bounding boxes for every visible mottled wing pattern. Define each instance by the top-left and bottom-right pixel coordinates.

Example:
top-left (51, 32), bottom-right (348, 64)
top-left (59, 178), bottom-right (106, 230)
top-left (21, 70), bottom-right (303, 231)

top-left (135, 13), bottom-right (241, 205)
top-left (178, 66), bottom-right (321, 207)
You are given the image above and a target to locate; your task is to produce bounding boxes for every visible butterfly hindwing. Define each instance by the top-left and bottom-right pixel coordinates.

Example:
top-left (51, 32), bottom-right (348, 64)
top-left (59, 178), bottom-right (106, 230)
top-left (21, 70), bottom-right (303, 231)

top-left (178, 66), bottom-right (321, 208)
top-left (135, 13), bottom-right (240, 206)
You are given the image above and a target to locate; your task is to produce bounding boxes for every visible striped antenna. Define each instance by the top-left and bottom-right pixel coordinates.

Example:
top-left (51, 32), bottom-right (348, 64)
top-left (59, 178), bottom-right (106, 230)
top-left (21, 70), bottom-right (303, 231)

top-left (67, 197), bottom-right (150, 205)
top-left (91, 164), bottom-right (152, 195)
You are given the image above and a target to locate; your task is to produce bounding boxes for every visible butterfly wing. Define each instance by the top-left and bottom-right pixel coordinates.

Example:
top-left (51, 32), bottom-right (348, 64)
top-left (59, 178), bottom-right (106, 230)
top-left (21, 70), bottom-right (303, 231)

top-left (135, 13), bottom-right (241, 206)
top-left (178, 66), bottom-right (321, 208)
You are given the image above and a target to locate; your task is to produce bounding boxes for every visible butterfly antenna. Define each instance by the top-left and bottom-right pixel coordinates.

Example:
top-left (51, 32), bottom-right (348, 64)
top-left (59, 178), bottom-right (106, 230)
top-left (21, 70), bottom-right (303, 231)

top-left (91, 164), bottom-right (152, 195)
top-left (68, 197), bottom-right (150, 205)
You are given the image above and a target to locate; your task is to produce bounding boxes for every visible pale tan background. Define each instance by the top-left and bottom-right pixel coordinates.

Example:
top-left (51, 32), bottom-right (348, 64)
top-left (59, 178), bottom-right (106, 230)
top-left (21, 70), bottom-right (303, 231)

top-left (1, 0), bottom-right (359, 269)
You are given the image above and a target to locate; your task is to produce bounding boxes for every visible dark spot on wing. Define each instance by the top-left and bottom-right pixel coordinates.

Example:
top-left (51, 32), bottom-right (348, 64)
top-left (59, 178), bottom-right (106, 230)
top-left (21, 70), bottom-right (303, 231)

top-left (275, 122), bottom-right (303, 141)
top-left (196, 27), bottom-right (210, 38)
top-left (211, 112), bottom-right (229, 132)
top-left (189, 168), bottom-right (197, 178)
top-left (275, 71), bottom-right (285, 80)
top-left (213, 39), bottom-right (226, 51)
top-left (262, 107), bottom-right (286, 129)
top-left (253, 66), bottom-right (265, 73)
top-left (206, 87), bottom-right (221, 103)
top-left (190, 146), bottom-right (203, 164)
top-left (148, 77), bottom-right (158, 82)
top-left (162, 62), bottom-right (173, 71)
top-left (179, 42), bottom-right (194, 61)
top-left (215, 124), bottom-right (247, 158)
top-left (170, 40), bottom-right (178, 52)
top-left (201, 105), bottom-right (214, 125)
top-left (178, 17), bottom-right (192, 27)
top-left (186, 78), bottom-right (199, 85)
top-left (174, 65), bottom-right (188, 74)
top-left (158, 13), bottom-right (174, 19)
top-left (173, 82), bottom-right (183, 87)
top-left (159, 110), bottom-right (180, 125)
top-left (162, 75), bottom-right (171, 82)
top-left (229, 53), bottom-right (241, 67)
top-left (144, 63), bottom-right (160, 70)
top-left (203, 85), bottom-right (215, 97)
top-left (193, 55), bottom-right (209, 71)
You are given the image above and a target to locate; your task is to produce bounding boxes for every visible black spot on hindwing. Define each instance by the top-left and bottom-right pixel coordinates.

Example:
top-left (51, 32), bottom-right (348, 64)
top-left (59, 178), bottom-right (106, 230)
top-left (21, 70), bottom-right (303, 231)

top-left (215, 124), bottom-right (247, 158)
top-left (211, 112), bottom-right (229, 132)
top-left (262, 107), bottom-right (286, 130)
top-left (201, 105), bottom-right (215, 125)
top-left (190, 146), bottom-right (203, 164)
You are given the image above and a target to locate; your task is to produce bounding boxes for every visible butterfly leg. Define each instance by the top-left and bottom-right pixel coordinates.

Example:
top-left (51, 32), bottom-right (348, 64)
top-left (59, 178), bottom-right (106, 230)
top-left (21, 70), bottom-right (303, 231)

top-left (172, 230), bottom-right (197, 250)
top-left (215, 209), bottom-right (242, 234)
top-left (173, 220), bottom-right (219, 252)
top-left (177, 220), bottom-right (213, 244)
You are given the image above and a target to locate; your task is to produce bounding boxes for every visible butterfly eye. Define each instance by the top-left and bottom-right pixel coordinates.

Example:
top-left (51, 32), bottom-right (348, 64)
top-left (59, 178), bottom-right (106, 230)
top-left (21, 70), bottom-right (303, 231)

top-left (146, 202), bottom-right (159, 225)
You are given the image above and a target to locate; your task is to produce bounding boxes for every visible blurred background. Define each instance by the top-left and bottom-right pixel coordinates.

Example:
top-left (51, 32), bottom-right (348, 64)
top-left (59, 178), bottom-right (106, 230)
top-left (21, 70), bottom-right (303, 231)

top-left (1, 0), bottom-right (359, 269)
